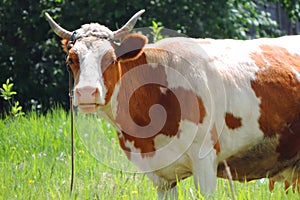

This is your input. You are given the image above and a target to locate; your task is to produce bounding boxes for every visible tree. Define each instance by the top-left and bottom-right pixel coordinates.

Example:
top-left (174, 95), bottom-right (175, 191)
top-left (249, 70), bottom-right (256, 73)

top-left (0, 0), bottom-right (68, 113)
top-left (0, 0), bottom-right (299, 114)
top-left (272, 0), bottom-right (300, 21)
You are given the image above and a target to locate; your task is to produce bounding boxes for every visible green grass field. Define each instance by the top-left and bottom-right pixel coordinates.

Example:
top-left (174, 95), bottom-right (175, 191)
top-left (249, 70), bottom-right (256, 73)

top-left (0, 108), bottom-right (299, 199)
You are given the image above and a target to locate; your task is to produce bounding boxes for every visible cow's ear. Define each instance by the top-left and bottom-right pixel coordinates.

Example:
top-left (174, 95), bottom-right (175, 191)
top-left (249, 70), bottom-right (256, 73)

top-left (61, 39), bottom-right (70, 53)
top-left (115, 34), bottom-right (147, 61)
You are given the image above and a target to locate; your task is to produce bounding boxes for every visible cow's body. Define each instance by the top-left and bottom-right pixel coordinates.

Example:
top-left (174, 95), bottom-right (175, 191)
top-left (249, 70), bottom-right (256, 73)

top-left (114, 36), bottom-right (300, 195)
top-left (46, 10), bottom-right (300, 198)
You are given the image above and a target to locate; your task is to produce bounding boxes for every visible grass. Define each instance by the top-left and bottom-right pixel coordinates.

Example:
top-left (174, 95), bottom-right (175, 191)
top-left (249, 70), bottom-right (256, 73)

top-left (0, 107), bottom-right (299, 200)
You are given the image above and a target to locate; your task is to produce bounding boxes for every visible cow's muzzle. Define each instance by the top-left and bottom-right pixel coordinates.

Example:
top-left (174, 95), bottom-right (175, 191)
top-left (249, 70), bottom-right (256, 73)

top-left (75, 86), bottom-right (102, 113)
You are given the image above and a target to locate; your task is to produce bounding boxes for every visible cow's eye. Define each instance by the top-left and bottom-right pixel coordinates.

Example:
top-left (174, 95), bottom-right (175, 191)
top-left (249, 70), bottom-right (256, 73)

top-left (99, 36), bottom-right (108, 40)
top-left (67, 41), bottom-right (74, 50)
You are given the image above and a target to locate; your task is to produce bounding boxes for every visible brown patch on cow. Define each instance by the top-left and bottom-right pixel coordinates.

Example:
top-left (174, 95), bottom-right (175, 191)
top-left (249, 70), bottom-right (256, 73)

top-left (169, 87), bottom-right (206, 124)
top-left (61, 39), bottom-right (69, 53)
top-left (117, 132), bottom-right (132, 160)
top-left (211, 124), bottom-right (220, 154)
top-left (277, 114), bottom-right (300, 160)
top-left (250, 44), bottom-right (300, 160)
top-left (63, 46), bottom-right (80, 84)
top-left (101, 50), bottom-right (119, 103)
top-left (112, 49), bottom-right (206, 157)
top-left (61, 39), bottom-right (81, 83)
top-left (198, 96), bottom-right (206, 123)
top-left (225, 113), bottom-right (242, 129)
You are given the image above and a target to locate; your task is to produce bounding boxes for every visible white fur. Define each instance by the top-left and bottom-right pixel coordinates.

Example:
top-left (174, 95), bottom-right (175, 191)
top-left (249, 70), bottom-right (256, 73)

top-left (73, 39), bottom-right (112, 106)
top-left (122, 120), bottom-right (197, 174)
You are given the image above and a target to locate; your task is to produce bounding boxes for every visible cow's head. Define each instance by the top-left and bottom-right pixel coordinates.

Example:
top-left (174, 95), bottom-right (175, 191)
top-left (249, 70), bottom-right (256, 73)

top-left (45, 10), bottom-right (147, 113)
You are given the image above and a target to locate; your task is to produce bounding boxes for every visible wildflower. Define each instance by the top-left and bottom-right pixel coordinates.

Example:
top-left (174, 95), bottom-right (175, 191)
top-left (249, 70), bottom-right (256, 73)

top-left (25, 150), bottom-right (29, 154)
top-left (29, 180), bottom-right (34, 184)
top-left (79, 149), bottom-right (85, 154)
top-left (111, 138), bottom-right (115, 144)
top-left (2, 186), bottom-right (7, 189)
top-left (18, 162), bottom-right (24, 169)
top-left (58, 128), bottom-right (63, 134)
top-left (38, 152), bottom-right (46, 158)
top-left (131, 190), bottom-right (138, 194)
top-left (10, 146), bottom-right (16, 151)
top-left (56, 152), bottom-right (66, 162)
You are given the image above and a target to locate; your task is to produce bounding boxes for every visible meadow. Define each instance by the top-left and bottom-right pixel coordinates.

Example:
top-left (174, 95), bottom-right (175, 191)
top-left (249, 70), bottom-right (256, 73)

top-left (0, 108), bottom-right (299, 200)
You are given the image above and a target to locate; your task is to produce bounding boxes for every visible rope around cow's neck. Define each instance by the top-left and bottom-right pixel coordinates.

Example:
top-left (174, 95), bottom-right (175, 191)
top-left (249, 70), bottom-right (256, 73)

top-left (67, 64), bottom-right (75, 197)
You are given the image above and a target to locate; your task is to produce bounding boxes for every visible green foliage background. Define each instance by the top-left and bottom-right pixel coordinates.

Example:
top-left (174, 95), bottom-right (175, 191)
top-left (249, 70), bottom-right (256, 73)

top-left (0, 0), bottom-right (299, 113)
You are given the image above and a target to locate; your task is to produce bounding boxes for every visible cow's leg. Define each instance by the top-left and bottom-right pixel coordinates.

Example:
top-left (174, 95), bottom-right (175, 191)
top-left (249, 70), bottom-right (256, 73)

top-left (191, 145), bottom-right (218, 196)
top-left (146, 172), bottom-right (178, 199)
top-left (157, 186), bottom-right (178, 200)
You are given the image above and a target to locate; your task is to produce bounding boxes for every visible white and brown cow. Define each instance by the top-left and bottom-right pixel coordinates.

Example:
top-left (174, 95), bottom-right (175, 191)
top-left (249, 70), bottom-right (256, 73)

top-left (46, 10), bottom-right (300, 198)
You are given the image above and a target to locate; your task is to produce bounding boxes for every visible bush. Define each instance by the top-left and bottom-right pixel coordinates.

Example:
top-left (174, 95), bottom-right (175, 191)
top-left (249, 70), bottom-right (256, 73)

top-left (0, 79), bottom-right (24, 117)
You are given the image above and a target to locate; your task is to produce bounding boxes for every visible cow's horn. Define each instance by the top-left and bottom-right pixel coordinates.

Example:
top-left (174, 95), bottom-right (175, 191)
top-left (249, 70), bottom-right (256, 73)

top-left (113, 9), bottom-right (145, 40)
top-left (45, 12), bottom-right (72, 39)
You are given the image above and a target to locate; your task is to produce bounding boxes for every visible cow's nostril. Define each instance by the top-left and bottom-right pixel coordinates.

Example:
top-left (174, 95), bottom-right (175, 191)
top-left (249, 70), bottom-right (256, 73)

top-left (91, 88), bottom-right (99, 97)
top-left (76, 86), bottom-right (98, 98)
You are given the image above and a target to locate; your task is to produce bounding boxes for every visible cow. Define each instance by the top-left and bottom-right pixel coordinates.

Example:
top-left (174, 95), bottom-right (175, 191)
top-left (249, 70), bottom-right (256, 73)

top-left (45, 10), bottom-right (300, 199)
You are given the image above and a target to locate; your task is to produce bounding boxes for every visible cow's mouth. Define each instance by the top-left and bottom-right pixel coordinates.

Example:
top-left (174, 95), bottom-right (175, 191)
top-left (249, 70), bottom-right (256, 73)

top-left (78, 103), bottom-right (100, 113)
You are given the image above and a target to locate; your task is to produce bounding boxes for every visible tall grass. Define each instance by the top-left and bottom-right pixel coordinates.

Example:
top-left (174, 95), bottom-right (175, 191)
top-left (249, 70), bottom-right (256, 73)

top-left (0, 108), bottom-right (299, 199)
